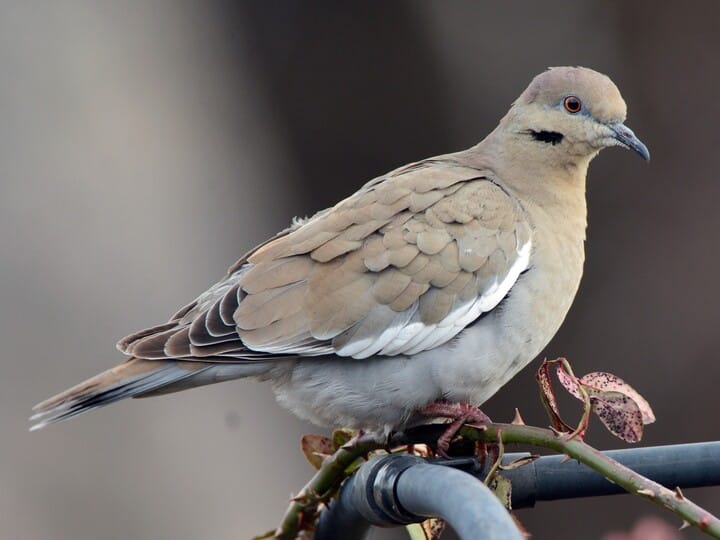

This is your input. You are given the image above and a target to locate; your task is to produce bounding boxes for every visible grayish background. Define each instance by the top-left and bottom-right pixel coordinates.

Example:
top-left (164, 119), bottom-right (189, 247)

top-left (2, 2), bottom-right (719, 539)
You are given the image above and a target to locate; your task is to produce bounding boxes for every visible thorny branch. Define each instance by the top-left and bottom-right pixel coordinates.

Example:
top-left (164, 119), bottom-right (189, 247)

top-left (270, 422), bottom-right (720, 539)
top-left (269, 358), bottom-right (719, 539)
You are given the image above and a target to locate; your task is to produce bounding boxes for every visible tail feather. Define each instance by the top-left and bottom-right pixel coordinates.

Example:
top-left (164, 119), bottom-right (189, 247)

top-left (30, 358), bottom-right (210, 431)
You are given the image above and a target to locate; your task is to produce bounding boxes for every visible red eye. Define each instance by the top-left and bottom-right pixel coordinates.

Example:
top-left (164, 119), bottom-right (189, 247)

top-left (563, 96), bottom-right (582, 113)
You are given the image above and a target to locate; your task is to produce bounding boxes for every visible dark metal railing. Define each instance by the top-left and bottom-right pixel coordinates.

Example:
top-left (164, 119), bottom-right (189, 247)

top-left (315, 441), bottom-right (720, 539)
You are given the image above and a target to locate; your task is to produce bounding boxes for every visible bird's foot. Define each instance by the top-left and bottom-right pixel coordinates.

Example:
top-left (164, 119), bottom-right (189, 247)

top-left (419, 400), bottom-right (491, 458)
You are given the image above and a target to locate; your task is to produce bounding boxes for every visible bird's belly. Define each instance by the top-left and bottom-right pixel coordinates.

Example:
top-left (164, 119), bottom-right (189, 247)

top-left (432, 264), bottom-right (580, 404)
top-left (268, 253), bottom-right (583, 434)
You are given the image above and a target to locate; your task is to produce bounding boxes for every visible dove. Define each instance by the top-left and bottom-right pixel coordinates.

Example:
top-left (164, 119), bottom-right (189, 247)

top-left (31, 66), bottom-right (649, 438)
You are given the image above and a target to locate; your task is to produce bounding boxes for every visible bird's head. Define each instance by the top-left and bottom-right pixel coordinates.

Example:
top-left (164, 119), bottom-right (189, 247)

top-left (503, 66), bottom-right (649, 165)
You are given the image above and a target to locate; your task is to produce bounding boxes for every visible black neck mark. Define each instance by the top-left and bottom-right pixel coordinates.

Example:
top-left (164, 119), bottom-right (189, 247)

top-left (529, 130), bottom-right (564, 146)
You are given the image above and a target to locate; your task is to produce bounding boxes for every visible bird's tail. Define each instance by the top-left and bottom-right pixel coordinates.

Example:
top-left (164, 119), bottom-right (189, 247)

top-left (29, 358), bottom-right (212, 431)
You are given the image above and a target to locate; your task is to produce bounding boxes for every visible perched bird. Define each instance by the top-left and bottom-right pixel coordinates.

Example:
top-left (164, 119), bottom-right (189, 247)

top-left (31, 66), bottom-right (649, 438)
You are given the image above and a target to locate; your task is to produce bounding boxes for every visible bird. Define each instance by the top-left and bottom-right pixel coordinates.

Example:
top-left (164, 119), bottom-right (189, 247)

top-left (31, 66), bottom-right (649, 439)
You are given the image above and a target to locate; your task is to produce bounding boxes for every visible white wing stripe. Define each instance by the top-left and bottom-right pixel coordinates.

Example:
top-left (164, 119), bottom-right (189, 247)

top-left (349, 239), bottom-right (532, 358)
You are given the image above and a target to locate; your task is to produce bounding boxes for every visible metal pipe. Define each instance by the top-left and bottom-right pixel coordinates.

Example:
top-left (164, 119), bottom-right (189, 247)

top-left (395, 459), bottom-right (523, 539)
top-left (315, 441), bottom-right (720, 538)
top-left (315, 454), bottom-right (522, 540)
top-left (501, 440), bottom-right (720, 508)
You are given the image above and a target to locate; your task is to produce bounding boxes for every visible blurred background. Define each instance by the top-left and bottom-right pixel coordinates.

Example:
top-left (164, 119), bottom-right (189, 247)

top-left (2, 1), bottom-right (719, 538)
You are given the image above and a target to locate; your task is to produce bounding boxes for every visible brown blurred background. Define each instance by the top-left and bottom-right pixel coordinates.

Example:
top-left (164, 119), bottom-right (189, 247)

top-left (2, 2), bottom-right (719, 539)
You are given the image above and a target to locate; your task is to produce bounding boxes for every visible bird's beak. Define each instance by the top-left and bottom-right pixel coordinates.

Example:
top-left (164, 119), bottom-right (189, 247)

top-left (609, 122), bottom-right (650, 161)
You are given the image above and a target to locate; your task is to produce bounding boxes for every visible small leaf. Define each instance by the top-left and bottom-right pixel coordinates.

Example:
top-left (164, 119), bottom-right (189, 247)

top-left (300, 434), bottom-right (335, 470)
top-left (421, 518), bottom-right (446, 539)
top-left (405, 518), bottom-right (446, 540)
top-left (579, 372), bottom-right (655, 424)
top-left (332, 428), bottom-right (355, 449)
top-left (405, 523), bottom-right (426, 540)
top-left (590, 391), bottom-right (645, 442)
top-left (552, 363), bottom-right (655, 441)
top-left (489, 475), bottom-right (513, 510)
top-left (535, 360), bottom-right (573, 433)
top-left (556, 363), bottom-right (582, 400)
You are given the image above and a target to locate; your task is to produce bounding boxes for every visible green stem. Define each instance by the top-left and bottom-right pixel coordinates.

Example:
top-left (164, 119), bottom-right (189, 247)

top-left (458, 423), bottom-right (720, 538)
top-left (274, 423), bottom-right (720, 539)
top-left (274, 437), bottom-right (380, 539)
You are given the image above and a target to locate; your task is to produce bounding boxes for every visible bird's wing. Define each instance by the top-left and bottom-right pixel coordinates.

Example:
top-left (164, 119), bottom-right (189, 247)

top-left (119, 159), bottom-right (532, 361)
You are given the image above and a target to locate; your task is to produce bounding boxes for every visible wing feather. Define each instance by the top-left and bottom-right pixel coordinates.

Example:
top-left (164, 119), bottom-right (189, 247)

top-left (118, 161), bottom-right (532, 364)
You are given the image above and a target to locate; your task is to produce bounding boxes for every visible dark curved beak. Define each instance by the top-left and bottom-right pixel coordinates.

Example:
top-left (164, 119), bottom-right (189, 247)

top-left (610, 122), bottom-right (650, 161)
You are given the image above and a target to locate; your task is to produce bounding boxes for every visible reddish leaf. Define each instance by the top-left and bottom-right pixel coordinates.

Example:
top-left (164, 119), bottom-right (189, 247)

top-left (589, 391), bottom-right (645, 443)
top-left (556, 363), bottom-right (583, 400)
top-left (552, 361), bottom-right (654, 442)
top-left (300, 434), bottom-right (335, 470)
top-left (535, 360), bottom-right (573, 433)
top-left (579, 372), bottom-right (655, 425)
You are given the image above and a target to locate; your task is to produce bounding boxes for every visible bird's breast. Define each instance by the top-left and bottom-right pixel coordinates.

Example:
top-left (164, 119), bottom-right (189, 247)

top-left (431, 203), bottom-right (587, 406)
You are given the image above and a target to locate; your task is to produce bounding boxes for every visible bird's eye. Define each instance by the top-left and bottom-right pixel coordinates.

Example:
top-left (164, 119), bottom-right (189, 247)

top-left (563, 96), bottom-right (582, 114)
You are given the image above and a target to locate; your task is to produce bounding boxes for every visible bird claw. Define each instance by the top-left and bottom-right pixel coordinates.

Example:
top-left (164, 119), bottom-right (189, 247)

top-left (419, 401), bottom-right (492, 456)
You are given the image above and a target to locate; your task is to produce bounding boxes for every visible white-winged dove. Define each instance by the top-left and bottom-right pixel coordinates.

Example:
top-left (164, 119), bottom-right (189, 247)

top-left (31, 66), bottom-right (649, 436)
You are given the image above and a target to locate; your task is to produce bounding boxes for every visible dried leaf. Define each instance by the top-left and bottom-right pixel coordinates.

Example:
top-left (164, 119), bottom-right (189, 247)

top-left (410, 444), bottom-right (432, 458)
top-left (405, 518), bottom-right (446, 540)
top-left (552, 361), bottom-right (655, 442)
top-left (535, 360), bottom-right (573, 433)
top-left (300, 434), bottom-right (335, 470)
top-left (489, 475), bottom-right (513, 510)
top-left (421, 518), bottom-right (446, 540)
top-left (590, 391), bottom-right (645, 443)
top-left (579, 372), bottom-right (655, 424)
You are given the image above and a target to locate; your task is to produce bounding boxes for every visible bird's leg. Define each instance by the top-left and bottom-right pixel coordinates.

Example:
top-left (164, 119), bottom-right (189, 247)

top-left (418, 401), bottom-right (492, 457)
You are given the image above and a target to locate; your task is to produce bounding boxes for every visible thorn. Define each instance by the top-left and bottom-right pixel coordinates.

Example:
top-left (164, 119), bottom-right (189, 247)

top-left (679, 520), bottom-right (691, 530)
top-left (560, 454), bottom-right (572, 464)
top-left (512, 408), bottom-right (526, 425)
top-left (675, 486), bottom-right (686, 500)
top-left (500, 454), bottom-right (540, 470)
top-left (636, 488), bottom-right (655, 498)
